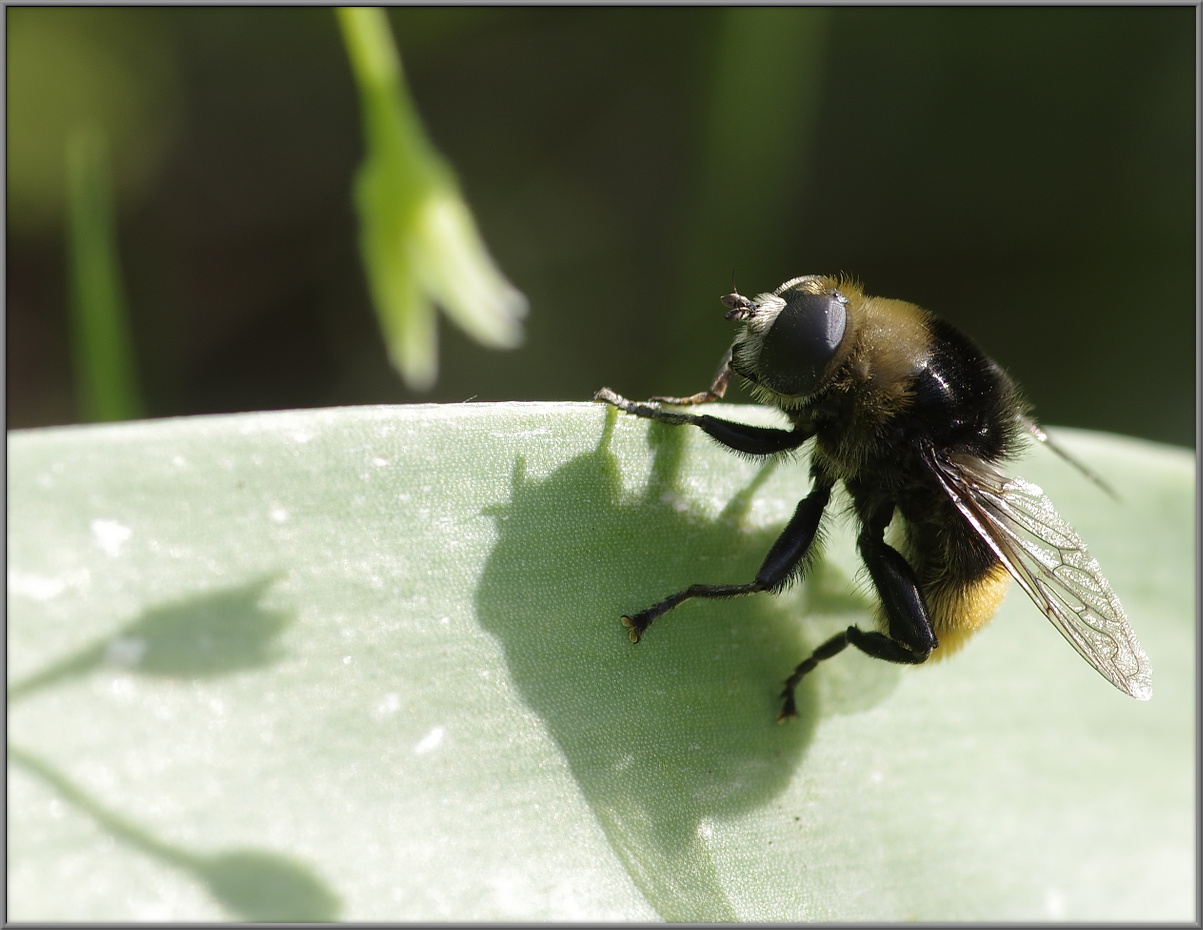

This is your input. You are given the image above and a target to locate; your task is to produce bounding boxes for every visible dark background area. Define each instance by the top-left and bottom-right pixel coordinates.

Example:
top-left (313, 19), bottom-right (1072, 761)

top-left (7, 7), bottom-right (1197, 446)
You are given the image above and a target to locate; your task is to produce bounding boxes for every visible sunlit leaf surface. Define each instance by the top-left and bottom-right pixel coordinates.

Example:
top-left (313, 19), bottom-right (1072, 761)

top-left (7, 403), bottom-right (1194, 920)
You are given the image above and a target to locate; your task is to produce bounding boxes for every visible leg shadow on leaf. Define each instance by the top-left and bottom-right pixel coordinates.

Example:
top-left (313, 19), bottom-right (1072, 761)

top-left (475, 409), bottom-right (893, 921)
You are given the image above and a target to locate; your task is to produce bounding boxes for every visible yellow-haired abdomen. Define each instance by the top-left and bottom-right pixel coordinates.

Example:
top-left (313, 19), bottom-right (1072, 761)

top-left (925, 562), bottom-right (1012, 659)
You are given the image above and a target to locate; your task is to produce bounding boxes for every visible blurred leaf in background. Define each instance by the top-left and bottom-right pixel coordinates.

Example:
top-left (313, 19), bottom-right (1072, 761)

top-left (6, 7), bottom-right (180, 237)
top-left (666, 7), bottom-right (831, 391)
top-left (337, 6), bottom-right (527, 390)
top-left (5, 8), bottom-right (1195, 445)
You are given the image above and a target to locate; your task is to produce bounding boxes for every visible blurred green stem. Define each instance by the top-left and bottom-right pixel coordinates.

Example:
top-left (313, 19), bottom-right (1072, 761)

top-left (336, 7), bottom-right (526, 391)
top-left (66, 129), bottom-right (145, 422)
top-left (666, 9), bottom-right (831, 387)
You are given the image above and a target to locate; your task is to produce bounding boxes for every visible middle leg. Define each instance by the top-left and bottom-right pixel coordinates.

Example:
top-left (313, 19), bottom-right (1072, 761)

top-left (777, 502), bottom-right (937, 720)
top-left (622, 483), bottom-right (832, 641)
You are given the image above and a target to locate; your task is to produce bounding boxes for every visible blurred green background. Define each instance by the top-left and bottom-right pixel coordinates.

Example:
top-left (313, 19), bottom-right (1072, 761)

top-left (7, 7), bottom-right (1196, 446)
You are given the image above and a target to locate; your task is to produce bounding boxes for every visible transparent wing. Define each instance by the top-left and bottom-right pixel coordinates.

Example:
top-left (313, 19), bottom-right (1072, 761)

top-left (928, 453), bottom-right (1152, 700)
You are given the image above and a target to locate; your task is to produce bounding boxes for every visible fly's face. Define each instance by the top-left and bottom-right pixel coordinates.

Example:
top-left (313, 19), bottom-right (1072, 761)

top-left (725, 276), bottom-right (851, 403)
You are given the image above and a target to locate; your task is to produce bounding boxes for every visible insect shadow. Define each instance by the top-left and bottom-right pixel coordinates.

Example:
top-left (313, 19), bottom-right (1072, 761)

top-left (475, 409), bottom-right (894, 920)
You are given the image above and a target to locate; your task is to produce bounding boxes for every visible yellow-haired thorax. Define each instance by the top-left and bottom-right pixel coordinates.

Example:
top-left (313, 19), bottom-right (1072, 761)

top-left (809, 290), bottom-right (936, 480)
top-left (836, 293), bottom-right (934, 415)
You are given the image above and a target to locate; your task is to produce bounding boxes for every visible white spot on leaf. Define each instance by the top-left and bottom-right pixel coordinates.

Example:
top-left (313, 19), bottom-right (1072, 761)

top-left (414, 725), bottom-right (445, 755)
top-left (91, 519), bottom-right (132, 557)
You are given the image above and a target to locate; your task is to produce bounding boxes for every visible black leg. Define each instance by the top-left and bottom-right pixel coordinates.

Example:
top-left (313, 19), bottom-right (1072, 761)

top-left (777, 504), bottom-right (936, 721)
top-left (857, 515), bottom-right (937, 658)
top-left (594, 387), bottom-right (810, 456)
top-left (622, 484), bottom-right (832, 641)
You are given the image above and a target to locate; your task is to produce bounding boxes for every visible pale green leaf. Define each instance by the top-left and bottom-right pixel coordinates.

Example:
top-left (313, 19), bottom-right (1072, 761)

top-left (6, 403), bottom-right (1194, 921)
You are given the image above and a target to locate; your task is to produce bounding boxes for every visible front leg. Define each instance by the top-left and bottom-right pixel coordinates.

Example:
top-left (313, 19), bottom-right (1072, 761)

top-left (648, 347), bottom-right (734, 406)
top-left (594, 386), bottom-right (809, 457)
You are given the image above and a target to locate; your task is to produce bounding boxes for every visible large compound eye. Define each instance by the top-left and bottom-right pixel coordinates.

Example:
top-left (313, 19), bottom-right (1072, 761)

top-left (757, 290), bottom-right (848, 396)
